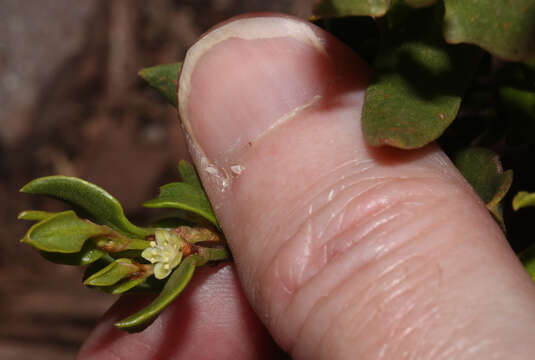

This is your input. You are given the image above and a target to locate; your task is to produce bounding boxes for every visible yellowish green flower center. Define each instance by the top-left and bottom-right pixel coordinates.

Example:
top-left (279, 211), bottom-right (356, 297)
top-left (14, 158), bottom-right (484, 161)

top-left (141, 229), bottom-right (183, 279)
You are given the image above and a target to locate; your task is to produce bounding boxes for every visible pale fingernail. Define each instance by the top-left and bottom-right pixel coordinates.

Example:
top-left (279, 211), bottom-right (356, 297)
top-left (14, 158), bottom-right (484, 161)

top-left (178, 16), bottom-right (333, 165)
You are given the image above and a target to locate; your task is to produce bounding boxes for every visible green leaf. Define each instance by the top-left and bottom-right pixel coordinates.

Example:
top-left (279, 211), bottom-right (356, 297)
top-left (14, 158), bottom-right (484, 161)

top-left (106, 277), bottom-right (149, 294)
top-left (18, 210), bottom-right (56, 222)
top-left (21, 176), bottom-right (151, 238)
top-left (138, 62), bottom-right (182, 107)
top-left (513, 191), bottom-right (535, 211)
top-left (114, 255), bottom-right (199, 332)
top-left (312, 0), bottom-right (389, 18)
top-left (443, 0), bottom-right (535, 60)
top-left (84, 258), bottom-right (139, 286)
top-left (362, 41), bottom-right (482, 148)
top-left (196, 246), bottom-right (230, 262)
top-left (143, 162), bottom-right (218, 227)
top-left (21, 211), bottom-right (105, 253)
top-left (40, 241), bottom-right (105, 266)
top-left (178, 160), bottom-right (202, 188)
top-left (453, 147), bottom-right (513, 228)
top-left (518, 245), bottom-right (535, 282)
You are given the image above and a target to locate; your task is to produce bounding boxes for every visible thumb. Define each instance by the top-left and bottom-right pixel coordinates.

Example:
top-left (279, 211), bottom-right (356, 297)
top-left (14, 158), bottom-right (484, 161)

top-left (179, 15), bottom-right (535, 359)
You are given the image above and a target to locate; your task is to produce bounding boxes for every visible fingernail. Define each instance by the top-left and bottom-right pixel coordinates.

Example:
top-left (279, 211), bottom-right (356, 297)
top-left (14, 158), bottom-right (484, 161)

top-left (178, 16), bottom-right (333, 164)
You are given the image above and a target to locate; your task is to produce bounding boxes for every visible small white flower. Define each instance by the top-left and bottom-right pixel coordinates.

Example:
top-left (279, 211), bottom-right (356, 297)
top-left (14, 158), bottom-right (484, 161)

top-left (142, 229), bottom-right (183, 279)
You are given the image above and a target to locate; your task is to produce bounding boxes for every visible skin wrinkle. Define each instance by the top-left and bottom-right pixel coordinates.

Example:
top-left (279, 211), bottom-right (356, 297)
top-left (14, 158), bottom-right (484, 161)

top-left (325, 255), bottom-right (443, 360)
top-left (319, 176), bottom-right (449, 256)
top-left (372, 260), bottom-right (443, 358)
top-left (310, 254), bottom-right (435, 359)
top-left (275, 174), bottom-right (454, 296)
top-left (362, 210), bottom-right (511, 360)
top-left (253, 175), bottom-right (399, 317)
top-left (290, 191), bottom-right (461, 358)
top-left (264, 174), bottom-right (463, 351)
top-left (430, 315), bottom-right (481, 360)
top-left (246, 160), bottom-right (383, 303)
top-left (280, 186), bottom-right (445, 354)
top-left (250, 165), bottom-right (452, 308)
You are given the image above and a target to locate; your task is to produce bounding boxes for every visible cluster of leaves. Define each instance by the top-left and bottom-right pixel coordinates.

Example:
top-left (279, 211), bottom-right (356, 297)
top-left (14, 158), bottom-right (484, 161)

top-left (137, 0), bottom-right (535, 277)
top-left (19, 161), bottom-right (228, 332)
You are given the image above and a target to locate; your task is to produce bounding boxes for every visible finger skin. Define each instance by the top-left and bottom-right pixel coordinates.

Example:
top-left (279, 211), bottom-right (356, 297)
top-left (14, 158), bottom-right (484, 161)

top-left (77, 264), bottom-right (285, 360)
top-left (178, 14), bottom-right (535, 359)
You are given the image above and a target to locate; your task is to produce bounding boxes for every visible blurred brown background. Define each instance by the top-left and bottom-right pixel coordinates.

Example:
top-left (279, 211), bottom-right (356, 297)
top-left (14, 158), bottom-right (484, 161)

top-left (1, 1), bottom-right (314, 358)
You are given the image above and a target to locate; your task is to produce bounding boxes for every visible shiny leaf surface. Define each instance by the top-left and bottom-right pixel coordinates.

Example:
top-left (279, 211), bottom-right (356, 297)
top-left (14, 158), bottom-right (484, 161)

top-left (21, 176), bottom-right (151, 237)
top-left (84, 258), bottom-right (139, 287)
top-left (143, 161), bottom-right (218, 227)
top-left (21, 211), bottom-right (105, 253)
top-left (18, 210), bottom-right (56, 222)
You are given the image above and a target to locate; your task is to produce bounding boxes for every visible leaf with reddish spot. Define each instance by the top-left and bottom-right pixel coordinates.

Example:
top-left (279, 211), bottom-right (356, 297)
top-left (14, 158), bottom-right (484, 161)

top-left (138, 62), bottom-right (182, 107)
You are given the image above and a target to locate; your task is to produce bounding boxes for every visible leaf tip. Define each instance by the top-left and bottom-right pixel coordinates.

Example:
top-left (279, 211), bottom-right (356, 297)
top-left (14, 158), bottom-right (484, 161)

top-left (113, 316), bottom-right (152, 333)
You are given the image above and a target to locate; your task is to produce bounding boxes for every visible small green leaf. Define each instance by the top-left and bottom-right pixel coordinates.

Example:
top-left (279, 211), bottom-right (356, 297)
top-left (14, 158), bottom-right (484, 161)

top-left (21, 176), bottom-right (151, 238)
top-left (362, 41), bottom-right (482, 148)
top-left (138, 62), bottom-right (182, 107)
top-left (143, 161), bottom-right (218, 227)
top-left (84, 258), bottom-right (139, 287)
top-left (312, 0), bottom-right (389, 18)
top-left (21, 211), bottom-right (105, 253)
top-left (114, 255), bottom-right (199, 332)
top-left (196, 246), bottom-right (230, 262)
top-left (518, 245), bottom-right (535, 282)
top-left (443, 0), bottom-right (535, 60)
top-left (40, 241), bottom-right (105, 266)
top-left (453, 147), bottom-right (513, 228)
top-left (513, 192), bottom-right (535, 211)
top-left (18, 210), bottom-right (56, 222)
top-left (107, 277), bottom-right (149, 294)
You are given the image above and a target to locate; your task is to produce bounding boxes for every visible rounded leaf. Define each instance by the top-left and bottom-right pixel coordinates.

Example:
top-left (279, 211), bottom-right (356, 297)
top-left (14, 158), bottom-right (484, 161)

top-left (21, 211), bottom-right (105, 253)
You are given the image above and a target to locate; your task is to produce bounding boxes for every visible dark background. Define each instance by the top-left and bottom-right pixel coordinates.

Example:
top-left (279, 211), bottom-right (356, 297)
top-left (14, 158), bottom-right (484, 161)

top-left (1, 1), bottom-right (314, 358)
